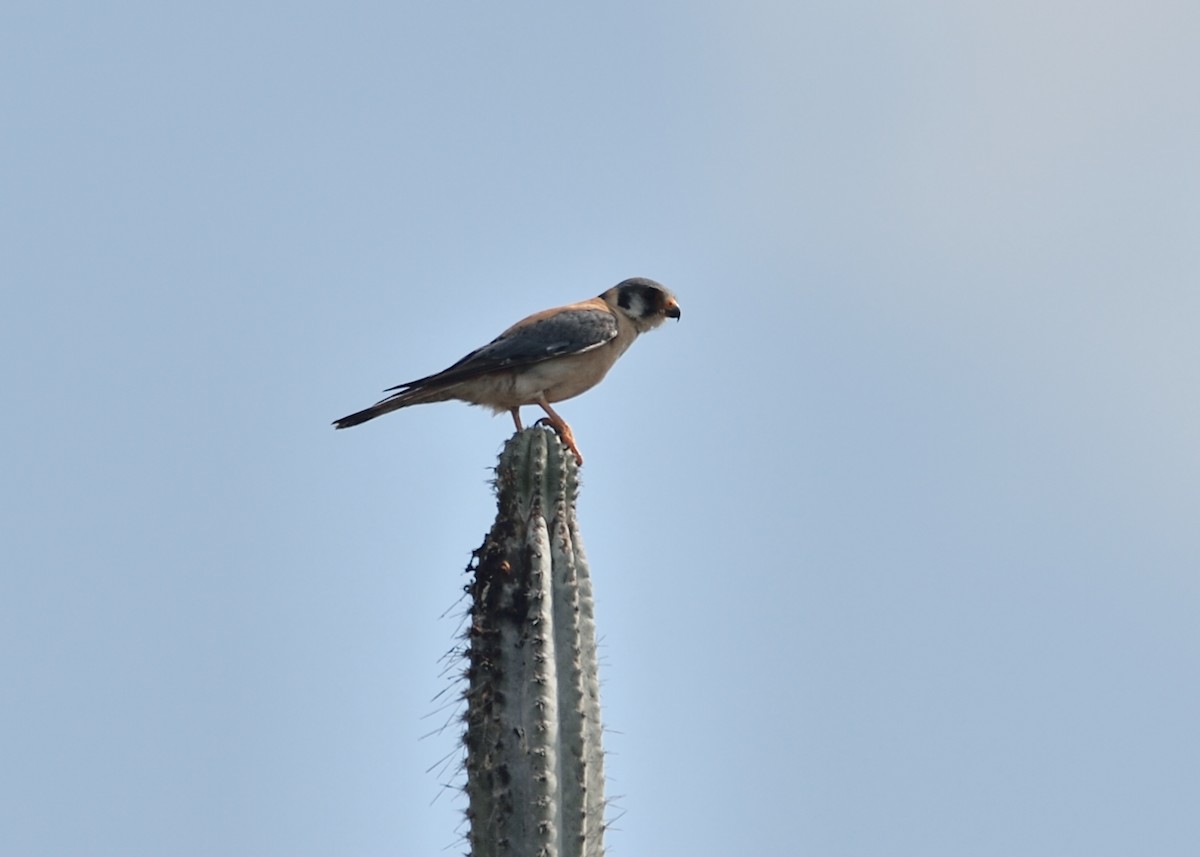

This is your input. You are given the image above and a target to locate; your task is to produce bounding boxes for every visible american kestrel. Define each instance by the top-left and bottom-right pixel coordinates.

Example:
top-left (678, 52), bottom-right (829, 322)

top-left (333, 277), bottom-right (681, 465)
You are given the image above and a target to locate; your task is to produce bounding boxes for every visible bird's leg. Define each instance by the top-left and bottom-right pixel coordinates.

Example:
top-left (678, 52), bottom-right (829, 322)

top-left (510, 407), bottom-right (523, 432)
top-left (534, 397), bottom-right (584, 466)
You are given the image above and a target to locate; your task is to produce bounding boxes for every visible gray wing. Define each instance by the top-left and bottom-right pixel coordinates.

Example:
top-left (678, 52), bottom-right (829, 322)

top-left (385, 307), bottom-right (618, 392)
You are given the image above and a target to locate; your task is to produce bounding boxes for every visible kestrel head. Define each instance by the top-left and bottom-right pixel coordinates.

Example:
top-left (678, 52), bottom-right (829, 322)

top-left (605, 277), bottom-right (682, 333)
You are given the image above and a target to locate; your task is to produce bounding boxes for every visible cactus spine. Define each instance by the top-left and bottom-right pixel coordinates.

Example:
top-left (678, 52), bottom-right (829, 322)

top-left (465, 427), bottom-right (607, 857)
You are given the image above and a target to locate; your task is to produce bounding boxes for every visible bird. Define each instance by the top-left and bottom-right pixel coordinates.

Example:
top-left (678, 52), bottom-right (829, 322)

top-left (333, 277), bottom-right (681, 465)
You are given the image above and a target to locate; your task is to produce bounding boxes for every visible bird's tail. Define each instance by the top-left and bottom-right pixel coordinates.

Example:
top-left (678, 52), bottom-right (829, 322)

top-left (332, 386), bottom-right (453, 429)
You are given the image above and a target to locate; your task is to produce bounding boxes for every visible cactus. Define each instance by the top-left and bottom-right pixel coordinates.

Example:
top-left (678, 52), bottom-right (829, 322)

top-left (464, 427), bottom-right (607, 857)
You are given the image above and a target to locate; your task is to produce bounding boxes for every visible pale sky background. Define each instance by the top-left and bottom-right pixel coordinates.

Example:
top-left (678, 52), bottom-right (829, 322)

top-left (3, 2), bottom-right (1199, 855)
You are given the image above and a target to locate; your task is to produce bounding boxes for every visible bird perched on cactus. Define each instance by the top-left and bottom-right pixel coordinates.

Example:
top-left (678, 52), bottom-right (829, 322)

top-left (333, 277), bottom-right (681, 465)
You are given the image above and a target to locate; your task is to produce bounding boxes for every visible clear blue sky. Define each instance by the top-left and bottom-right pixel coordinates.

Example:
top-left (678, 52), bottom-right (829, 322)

top-left (3, 3), bottom-right (1198, 855)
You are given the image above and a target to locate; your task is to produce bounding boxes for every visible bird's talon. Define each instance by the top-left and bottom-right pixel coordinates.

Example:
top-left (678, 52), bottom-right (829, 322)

top-left (531, 417), bottom-right (583, 465)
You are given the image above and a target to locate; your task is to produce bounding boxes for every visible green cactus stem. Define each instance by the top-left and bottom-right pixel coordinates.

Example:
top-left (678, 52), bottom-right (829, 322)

top-left (464, 427), bottom-right (607, 857)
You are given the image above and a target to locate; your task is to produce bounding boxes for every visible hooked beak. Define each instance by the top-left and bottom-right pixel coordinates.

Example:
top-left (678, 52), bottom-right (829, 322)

top-left (665, 300), bottom-right (681, 321)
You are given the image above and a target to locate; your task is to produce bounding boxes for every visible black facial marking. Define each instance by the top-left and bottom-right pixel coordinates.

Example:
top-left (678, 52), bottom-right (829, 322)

top-left (616, 280), bottom-right (667, 317)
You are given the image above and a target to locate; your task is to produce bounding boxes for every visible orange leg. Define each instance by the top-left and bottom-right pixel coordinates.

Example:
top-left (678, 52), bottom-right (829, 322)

top-left (534, 396), bottom-right (584, 466)
top-left (510, 407), bottom-right (523, 432)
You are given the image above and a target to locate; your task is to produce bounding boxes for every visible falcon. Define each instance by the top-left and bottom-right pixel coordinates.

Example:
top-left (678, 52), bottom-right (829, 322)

top-left (333, 277), bottom-right (681, 465)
